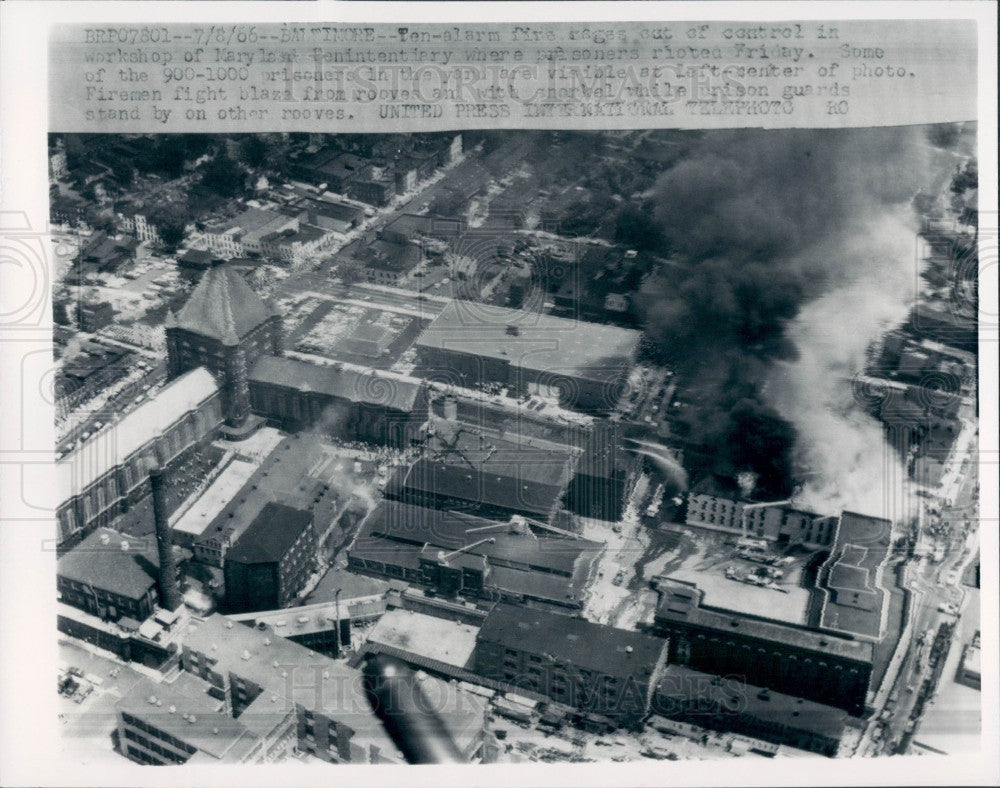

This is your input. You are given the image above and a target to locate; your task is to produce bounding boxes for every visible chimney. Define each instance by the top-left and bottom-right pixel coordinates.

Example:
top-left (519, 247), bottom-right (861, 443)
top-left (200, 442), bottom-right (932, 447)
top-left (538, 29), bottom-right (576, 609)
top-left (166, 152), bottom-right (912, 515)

top-left (150, 467), bottom-right (182, 611)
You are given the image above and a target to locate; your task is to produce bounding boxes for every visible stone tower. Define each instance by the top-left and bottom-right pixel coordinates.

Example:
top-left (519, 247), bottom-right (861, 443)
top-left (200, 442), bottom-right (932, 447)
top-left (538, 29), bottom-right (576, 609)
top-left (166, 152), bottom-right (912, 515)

top-left (166, 261), bottom-right (282, 436)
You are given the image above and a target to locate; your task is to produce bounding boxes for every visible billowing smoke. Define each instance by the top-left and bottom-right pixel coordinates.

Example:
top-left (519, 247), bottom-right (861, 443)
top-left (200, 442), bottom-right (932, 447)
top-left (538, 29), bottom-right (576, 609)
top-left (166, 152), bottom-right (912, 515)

top-left (638, 126), bottom-right (956, 510)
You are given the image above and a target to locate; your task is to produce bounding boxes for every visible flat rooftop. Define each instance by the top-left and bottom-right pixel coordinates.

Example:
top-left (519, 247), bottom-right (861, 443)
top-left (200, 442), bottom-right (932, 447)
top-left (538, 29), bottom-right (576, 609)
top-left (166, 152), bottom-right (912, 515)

top-left (364, 608), bottom-right (479, 670)
top-left (228, 594), bottom-right (387, 636)
top-left (416, 300), bottom-right (642, 382)
top-left (656, 584), bottom-right (874, 664)
top-left (656, 664), bottom-right (848, 742)
top-left (818, 512), bottom-right (893, 641)
top-left (425, 421), bottom-right (581, 489)
top-left (173, 458), bottom-right (258, 539)
top-left (180, 613), bottom-right (400, 756)
top-left (194, 433), bottom-right (335, 549)
top-left (117, 674), bottom-right (259, 762)
top-left (478, 603), bottom-right (667, 681)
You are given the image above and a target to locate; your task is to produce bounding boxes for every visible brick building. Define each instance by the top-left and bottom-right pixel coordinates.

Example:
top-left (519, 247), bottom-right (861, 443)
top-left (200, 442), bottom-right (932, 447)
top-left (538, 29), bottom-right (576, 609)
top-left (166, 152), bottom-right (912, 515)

top-left (247, 356), bottom-right (428, 448)
top-left (56, 367), bottom-right (222, 545)
top-left (223, 502), bottom-right (317, 614)
top-left (653, 584), bottom-right (874, 716)
top-left (473, 603), bottom-right (669, 729)
top-left (166, 262), bottom-right (283, 435)
top-left (415, 300), bottom-right (641, 415)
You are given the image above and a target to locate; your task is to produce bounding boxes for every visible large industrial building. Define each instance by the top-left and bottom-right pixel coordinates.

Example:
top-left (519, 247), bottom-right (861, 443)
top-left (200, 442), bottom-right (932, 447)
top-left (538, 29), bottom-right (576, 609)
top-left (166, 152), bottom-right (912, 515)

top-left (386, 421), bottom-right (580, 523)
top-left (223, 502), bottom-right (317, 613)
top-left (684, 474), bottom-right (839, 548)
top-left (176, 613), bottom-right (489, 764)
top-left (473, 603), bottom-right (670, 729)
top-left (56, 367), bottom-right (223, 546)
top-left (347, 501), bottom-right (602, 610)
top-left (425, 392), bottom-right (641, 522)
top-left (415, 300), bottom-right (642, 414)
top-left (247, 356), bottom-right (428, 448)
top-left (192, 434), bottom-right (339, 567)
top-left (653, 583), bottom-right (875, 716)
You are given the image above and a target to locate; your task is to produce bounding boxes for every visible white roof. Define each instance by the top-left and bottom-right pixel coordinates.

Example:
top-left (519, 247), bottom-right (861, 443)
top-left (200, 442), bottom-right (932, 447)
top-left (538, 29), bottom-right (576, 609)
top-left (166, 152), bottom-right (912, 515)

top-left (59, 368), bottom-right (218, 505)
top-left (173, 458), bottom-right (258, 537)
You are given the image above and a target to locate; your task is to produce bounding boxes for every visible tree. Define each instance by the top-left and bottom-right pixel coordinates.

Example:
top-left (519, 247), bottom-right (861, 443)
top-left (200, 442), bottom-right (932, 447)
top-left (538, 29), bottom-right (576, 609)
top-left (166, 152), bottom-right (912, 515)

top-left (238, 136), bottom-right (269, 169)
top-left (337, 256), bottom-right (366, 285)
top-left (199, 154), bottom-right (247, 199)
top-left (148, 204), bottom-right (189, 252)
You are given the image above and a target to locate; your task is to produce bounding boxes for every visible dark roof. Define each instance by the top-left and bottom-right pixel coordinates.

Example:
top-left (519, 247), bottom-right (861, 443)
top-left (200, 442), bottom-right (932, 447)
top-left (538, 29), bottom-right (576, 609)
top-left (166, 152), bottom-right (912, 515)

top-left (58, 528), bottom-right (159, 601)
top-left (169, 265), bottom-right (275, 345)
top-left (382, 212), bottom-right (464, 239)
top-left (477, 603), bottom-right (667, 680)
top-left (178, 249), bottom-right (215, 268)
top-left (359, 239), bottom-right (421, 272)
top-left (416, 300), bottom-right (641, 382)
top-left (656, 664), bottom-right (848, 741)
top-left (399, 458), bottom-right (566, 517)
top-left (690, 473), bottom-right (742, 499)
top-left (426, 423), bottom-right (579, 488)
top-left (248, 356), bottom-right (425, 413)
top-left (359, 501), bottom-right (600, 577)
top-left (225, 502), bottom-right (313, 565)
top-left (655, 585), bottom-right (874, 663)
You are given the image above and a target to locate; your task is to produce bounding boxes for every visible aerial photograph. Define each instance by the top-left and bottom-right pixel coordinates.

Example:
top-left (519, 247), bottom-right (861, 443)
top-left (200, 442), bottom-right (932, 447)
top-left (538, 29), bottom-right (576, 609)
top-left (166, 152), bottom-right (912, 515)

top-left (49, 125), bottom-right (980, 765)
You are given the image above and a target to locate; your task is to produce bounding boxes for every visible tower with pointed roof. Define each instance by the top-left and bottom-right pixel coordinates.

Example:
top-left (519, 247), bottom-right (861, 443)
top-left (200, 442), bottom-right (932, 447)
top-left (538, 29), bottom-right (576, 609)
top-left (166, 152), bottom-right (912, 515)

top-left (166, 262), bottom-right (282, 435)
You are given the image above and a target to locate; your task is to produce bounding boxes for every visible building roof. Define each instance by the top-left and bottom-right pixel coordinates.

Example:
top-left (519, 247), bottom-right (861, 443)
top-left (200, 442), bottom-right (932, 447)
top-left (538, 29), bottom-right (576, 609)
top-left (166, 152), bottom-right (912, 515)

top-left (180, 613), bottom-right (402, 758)
top-left (227, 594), bottom-right (387, 636)
top-left (398, 458), bottom-right (566, 518)
top-left (427, 422), bottom-right (580, 487)
top-left (655, 664), bottom-right (848, 742)
top-left (225, 502), bottom-right (313, 565)
top-left (173, 458), bottom-right (259, 539)
top-left (360, 501), bottom-right (598, 578)
top-left (194, 434), bottom-right (331, 551)
top-left (359, 239), bottom-right (421, 273)
top-left (169, 265), bottom-right (275, 345)
top-left (382, 212), bottom-right (465, 239)
top-left (59, 367), bottom-right (219, 505)
top-left (365, 608), bottom-right (480, 670)
top-left (248, 355), bottom-right (425, 413)
top-left (655, 584), bottom-right (874, 663)
top-left (477, 603), bottom-right (667, 680)
top-left (117, 675), bottom-right (260, 762)
top-left (416, 300), bottom-right (641, 383)
top-left (817, 512), bottom-right (892, 641)
top-left (178, 249), bottom-right (215, 268)
top-left (58, 527), bottom-right (159, 601)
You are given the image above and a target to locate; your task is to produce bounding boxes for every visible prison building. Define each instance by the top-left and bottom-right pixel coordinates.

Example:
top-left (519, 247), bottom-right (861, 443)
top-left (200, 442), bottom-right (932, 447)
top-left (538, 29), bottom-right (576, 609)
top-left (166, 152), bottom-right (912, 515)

top-left (223, 503), bottom-right (317, 614)
top-left (415, 300), bottom-right (642, 414)
top-left (56, 367), bottom-right (223, 546)
top-left (653, 584), bottom-right (875, 716)
top-left (166, 262), bottom-right (283, 435)
top-left (247, 356), bottom-right (428, 448)
top-left (473, 603), bottom-right (670, 729)
top-left (347, 501), bottom-right (602, 610)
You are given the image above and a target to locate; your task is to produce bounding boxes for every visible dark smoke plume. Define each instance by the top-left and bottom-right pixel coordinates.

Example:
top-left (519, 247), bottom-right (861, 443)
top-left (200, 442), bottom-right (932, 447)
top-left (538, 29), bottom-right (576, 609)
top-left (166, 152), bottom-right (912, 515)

top-left (638, 127), bottom-right (935, 501)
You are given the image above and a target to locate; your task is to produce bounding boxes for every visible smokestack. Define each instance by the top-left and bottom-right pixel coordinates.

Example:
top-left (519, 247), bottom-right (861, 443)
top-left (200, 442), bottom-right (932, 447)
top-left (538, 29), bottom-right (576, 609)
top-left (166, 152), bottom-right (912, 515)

top-left (443, 396), bottom-right (457, 421)
top-left (150, 468), bottom-right (182, 611)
